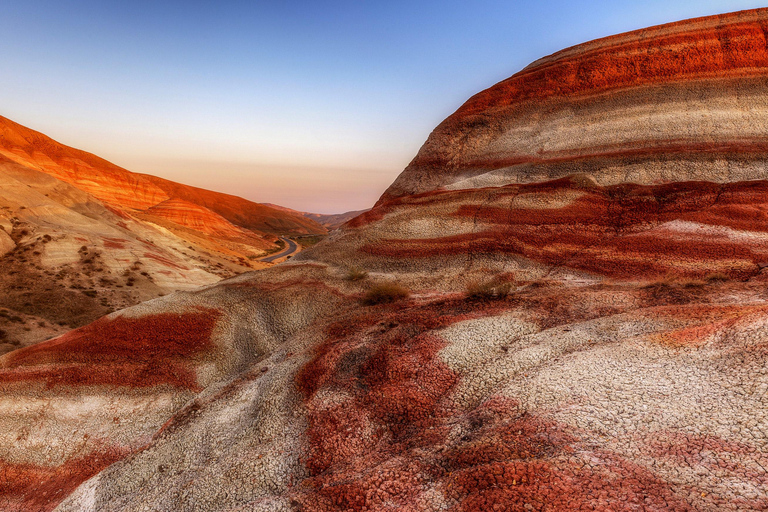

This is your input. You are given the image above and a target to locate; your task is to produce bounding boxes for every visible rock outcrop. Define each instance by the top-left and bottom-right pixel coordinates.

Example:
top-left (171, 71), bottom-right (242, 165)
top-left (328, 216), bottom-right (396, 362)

top-left (384, 8), bottom-right (768, 200)
top-left (3, 8), bottom-right (768, 512)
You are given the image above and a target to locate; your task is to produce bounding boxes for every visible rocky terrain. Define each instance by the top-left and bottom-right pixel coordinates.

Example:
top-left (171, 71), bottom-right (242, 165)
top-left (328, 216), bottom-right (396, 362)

top-left (0, 117), bottom-right (326, 352)
top-left (2, 8), bottom-right (768, 512)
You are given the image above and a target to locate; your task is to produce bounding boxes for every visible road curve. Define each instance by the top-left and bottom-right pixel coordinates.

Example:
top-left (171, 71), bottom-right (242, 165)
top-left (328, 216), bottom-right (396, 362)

top-left (259, 237), bottom-right (299, 263)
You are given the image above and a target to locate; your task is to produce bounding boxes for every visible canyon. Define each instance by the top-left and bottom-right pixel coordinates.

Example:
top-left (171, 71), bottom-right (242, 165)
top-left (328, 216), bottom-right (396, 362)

top-left (2, 8), bottom-right (768, 512)
top-left (0, 115), bottom-right (326, 354)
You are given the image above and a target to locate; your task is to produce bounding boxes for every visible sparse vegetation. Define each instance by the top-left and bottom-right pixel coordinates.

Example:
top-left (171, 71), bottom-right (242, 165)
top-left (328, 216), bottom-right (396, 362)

top-left (344, 267), bottom-right (368, 281)
top-left (362, 282), bottom-right (410, 305)
top-left (705, 272), bottom-right (729, 283)
top-left (262, 238), bottom-right (287, 256)
top-left (466, 278), bottom-right (513, 300)
top-left (294, 234), bottom-right (327, 248)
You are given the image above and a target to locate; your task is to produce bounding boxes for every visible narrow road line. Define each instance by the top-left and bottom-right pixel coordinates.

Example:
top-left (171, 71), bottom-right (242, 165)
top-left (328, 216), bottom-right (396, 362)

top-left (260, 237), bottom-right (299, 263)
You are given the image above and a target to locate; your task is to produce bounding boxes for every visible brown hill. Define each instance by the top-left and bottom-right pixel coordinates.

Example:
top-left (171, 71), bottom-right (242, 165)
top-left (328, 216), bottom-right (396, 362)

top-left (3, 9), bottom-right (768, 512)
top-left (0, 115), bottom-right (326, 236)
top-left (145, 198), bottom-right (258, 240)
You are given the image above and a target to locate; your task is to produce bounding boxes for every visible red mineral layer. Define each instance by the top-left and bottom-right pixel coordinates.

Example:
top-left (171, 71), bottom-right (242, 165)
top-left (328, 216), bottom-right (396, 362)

top-left (0, 446), bottom-right (130, 512)
top-left (293, 301), bottom-right (690, 510)
top-left (383, 8), bottom-right (768, 200)
top-left (0, 307), bottom-right (221, 389)
top-left (455, 15), bottom-right (768, 118)
top-left (364, 178), bottom-right (768, 280)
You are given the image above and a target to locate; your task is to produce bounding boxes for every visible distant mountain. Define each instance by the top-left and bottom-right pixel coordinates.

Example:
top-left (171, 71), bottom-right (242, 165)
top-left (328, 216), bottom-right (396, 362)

top-left (261, 203), bottom-right (370, 230)
top-left (0, 115), bottom-right (326, 236)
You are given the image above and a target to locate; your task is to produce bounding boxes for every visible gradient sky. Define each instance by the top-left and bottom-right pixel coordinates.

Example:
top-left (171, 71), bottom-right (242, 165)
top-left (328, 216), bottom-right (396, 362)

top-left (1, 0), bottom-right (765, 213)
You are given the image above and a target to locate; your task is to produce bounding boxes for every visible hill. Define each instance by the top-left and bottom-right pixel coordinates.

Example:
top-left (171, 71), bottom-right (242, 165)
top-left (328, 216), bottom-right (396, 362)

top-left (0, 116), bottom-right (325, 353)
top-left (0, 115), bottom-right (326, 236)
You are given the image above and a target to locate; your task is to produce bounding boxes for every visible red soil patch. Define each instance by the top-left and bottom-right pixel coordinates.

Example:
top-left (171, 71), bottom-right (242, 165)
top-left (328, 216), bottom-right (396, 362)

top-left (142, 252), bottom-right (189, 271)
top-left (293, 300), bottom-right (689, 510)
top-left (645, 304), bottom-right (768, 347)
top-left (102, 237), bottom-right (128, 250)
top-left (0, 445), bottom-right (129, 512)
top-left (0, 307), bottom-right (221, 389)
top-left (103, 204), bottom-right (133, 220)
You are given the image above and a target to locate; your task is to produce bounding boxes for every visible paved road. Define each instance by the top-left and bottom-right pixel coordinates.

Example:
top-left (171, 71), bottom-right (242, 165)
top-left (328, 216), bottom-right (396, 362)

top-left (260, 237), bottom-right (299, 263)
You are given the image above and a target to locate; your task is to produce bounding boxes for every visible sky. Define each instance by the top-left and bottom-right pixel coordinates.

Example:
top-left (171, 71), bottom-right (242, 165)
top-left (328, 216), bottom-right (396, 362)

top-left (1, 1), bottom-right (765, 213)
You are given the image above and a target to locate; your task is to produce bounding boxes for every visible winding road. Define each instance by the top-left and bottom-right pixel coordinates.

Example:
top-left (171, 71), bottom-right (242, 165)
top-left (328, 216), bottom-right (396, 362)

top-left (260, 237), bottom-right (299, 263)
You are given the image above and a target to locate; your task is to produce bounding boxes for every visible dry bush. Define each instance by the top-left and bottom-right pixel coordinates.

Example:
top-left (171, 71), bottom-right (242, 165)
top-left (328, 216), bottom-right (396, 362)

top-left (345, 267), bottom-right (368, 281)
top-left (362, 282), bottom-right (410, 305)
top-left (705, 272), bottom-right (729, 283)
top-left (466, 278), bottom-right (513, 301)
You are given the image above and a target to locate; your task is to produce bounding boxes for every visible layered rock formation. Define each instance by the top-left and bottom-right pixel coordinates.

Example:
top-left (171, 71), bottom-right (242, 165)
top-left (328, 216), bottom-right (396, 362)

top-left (384, 8), bottom-right (768, 200)
top-left (145, 199), bottom-right (258, 240)
top-left (3, 8), bottom-right (768, 512)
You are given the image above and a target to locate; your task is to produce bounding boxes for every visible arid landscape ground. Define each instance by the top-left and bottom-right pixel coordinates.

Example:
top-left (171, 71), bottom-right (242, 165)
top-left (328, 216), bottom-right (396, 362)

top-left (2, 7), bottom-right (768, 512)
top-left (0, 115), bottom-right (331, 354)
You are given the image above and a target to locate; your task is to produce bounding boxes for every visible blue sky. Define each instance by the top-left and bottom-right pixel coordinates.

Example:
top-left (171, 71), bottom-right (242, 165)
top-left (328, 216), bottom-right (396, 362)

top-left (1, 0), bottom-right (765, 212)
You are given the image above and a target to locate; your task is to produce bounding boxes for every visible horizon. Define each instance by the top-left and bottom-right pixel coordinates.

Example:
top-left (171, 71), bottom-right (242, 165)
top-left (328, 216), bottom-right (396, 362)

top-left (2, 0), bottom-right (764, 214)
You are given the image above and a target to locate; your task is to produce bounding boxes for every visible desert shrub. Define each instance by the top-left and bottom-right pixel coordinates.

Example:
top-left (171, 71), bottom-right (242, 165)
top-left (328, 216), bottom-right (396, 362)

top-left (345, 267), bottom-right (368, 281)
top-left (362, 282), bottom-right (410, 305)
top-left (466, 278), bottom-right (513, 300)
top-left (705, 272), bottom-right (729, 283)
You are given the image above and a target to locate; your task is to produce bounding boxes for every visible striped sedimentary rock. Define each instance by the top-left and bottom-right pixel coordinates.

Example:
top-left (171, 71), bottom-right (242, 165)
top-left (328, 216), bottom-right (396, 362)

top-left (384, 8), bottom-right (768, 200)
